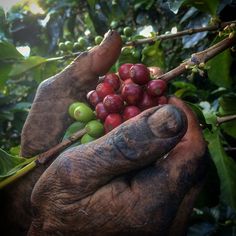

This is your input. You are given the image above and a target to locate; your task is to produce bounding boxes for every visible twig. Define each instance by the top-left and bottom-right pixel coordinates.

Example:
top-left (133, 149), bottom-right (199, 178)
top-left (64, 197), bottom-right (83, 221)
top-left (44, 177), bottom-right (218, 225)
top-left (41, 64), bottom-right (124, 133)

top-left (125, 21), bottom-right (236, 46)
top-left (217, 115), bottom-right (236, 125)
top-left (155, 36), bottom-right (236, 82)
top-left (37, 128), bottom-right (86, 164)
top-left (224, 147), bottom-right (236, 152)
top-left (0, 128), bottom-right (86, 189)
top-left (46, 51), bottom-right (82, 62)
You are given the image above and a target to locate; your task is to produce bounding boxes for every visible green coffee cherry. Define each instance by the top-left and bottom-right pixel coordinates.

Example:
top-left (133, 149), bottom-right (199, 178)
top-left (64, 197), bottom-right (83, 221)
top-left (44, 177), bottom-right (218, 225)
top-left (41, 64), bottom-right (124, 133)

top-left (121, 35), bottom-right (127, 43)
top-left (58, 42), bottom-right (67, 51)
top-left (192, 67), bottom-right (198, 73)
top-left (142, 46), bottom-right (156, 56)
top-left (68, 102), bottom-right (83, 119)
top-left (121, 46), bottom-right (132, 55)
top-left (77, 37), bottom-right (86, 48)
top-left (95, 35), bottom-right (103, 45)
top-left (132, 49), bottom-right (140, 59)
top-left (65, 41), bottom-right (73, 51)
top-left (81, 133), bottom-right (96, 144)
top-left (85, 120), bottom-right (104, 138)
top-left (74, 103), bottom-right (95, 122)
top-left (123, 26), bottom-right (133, 37)
top-left (110, 20), bottom-right (118, 29)
top-left (73, 42), bottom-right (81, 50)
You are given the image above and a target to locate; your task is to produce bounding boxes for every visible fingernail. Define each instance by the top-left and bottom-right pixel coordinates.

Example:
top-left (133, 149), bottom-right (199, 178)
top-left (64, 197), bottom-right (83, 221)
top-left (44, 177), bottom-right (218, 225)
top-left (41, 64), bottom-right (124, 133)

top-left (104, 29), bottom-right (112, 39)
top-left (147, 105), bottom-right (187, 138)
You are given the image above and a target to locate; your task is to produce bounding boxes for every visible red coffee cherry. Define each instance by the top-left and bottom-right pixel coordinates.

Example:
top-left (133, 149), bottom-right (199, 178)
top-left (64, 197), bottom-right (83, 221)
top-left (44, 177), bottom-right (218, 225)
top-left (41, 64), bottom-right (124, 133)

top-left (121, 83), bottom-right (143, 105)
top-left (103, 94), bottom-right (124, 113)
top-left (138, 91), bottom-right (155, 110)
top-left (95, 102), bottom-right (109, 121)
top-left (96, 82), bottom-right (114, 100)
top-left (123, 106), bottom-right (141, 121)
top-left (104, 113), bottom-right (123, 133)
top-left (118, 63), bottom-right (133, 81)
top-left (147, 79), bottom-right (167, 97)
top-left (130, 63), bottom-right (150, 85)
top-left (103, 73), bottom-right (121, 91)
top-left (87, 90), bottom-right (101, 107)
top-left (156, 95), bottom-right (168, 105)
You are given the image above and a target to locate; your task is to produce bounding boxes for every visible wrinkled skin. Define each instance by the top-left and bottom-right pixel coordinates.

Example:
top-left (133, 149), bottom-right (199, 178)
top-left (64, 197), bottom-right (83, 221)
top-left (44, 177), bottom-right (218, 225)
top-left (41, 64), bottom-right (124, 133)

top-left (0, 31), bottom-right (208, 236)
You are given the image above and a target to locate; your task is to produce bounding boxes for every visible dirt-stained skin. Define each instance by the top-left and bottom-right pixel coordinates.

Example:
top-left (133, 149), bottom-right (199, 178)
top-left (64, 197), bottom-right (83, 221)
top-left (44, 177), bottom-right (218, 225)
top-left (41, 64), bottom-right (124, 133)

top-left (21, 30), bottom-right (122, 157)
top-left (0, 30), bottom-right (208, 236)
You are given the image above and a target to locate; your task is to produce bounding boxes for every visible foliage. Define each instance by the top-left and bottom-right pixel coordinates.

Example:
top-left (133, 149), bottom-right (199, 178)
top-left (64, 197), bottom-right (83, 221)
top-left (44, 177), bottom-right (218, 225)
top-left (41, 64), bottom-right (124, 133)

top-left (0, 0), bottom-right (236, 234)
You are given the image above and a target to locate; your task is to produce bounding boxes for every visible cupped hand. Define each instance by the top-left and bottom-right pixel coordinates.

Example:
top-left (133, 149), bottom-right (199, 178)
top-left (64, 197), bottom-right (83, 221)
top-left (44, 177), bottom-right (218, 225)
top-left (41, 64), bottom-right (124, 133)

top-left (19, 31), bottom-right (207, 236)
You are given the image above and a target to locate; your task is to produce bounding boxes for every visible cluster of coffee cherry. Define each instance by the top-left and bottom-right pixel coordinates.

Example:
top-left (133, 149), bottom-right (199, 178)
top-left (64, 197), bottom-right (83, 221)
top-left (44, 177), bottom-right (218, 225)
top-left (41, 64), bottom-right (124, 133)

top-left (67, 63), bottom-right (167, 143)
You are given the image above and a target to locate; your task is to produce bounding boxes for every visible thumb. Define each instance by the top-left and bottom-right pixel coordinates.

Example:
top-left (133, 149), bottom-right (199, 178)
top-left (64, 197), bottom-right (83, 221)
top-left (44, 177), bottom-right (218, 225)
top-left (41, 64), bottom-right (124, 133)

top-left (21, 31), bottom-right (122, 158)
top-left (51, 104), bottom-right (187, 197)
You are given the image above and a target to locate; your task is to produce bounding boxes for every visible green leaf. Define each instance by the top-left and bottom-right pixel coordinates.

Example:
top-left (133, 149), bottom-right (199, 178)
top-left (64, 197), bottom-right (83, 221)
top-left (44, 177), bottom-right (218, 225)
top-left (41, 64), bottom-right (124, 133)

top-left (9, 146), bottom-right (21, 156)
top-left (219, 94), bottom-right (236, 115)
top-left (185, 102), bottom-right (209, 128)
top-left (188, 0), bottom-right (219, 16)
top-left (167, 0), bottom-right (219, 15)
top-left (207, 49), bottom-right (232, 89)
top-left (63, 121), bottom-right (86, 140)
top-left (0, 7), bottom-right (7, 40)
top-left (0, 148), bottom-right (35, 180)
top-left (11, 102), bottom-right (31, 112)
top-left (141, 41), bottom-right (165, 68)
top-left (172, 81), bottom-right (197, 91)
top-left (87, 0), bottom-right (97, 9)
top-left (218, 94), bottom-right (236, 138)
top-left (9, 56), bottom-right (47, 77)
top-left (221, 120), bottom-right (236, 138)
top-left (204, 129), bottom-right (236, 211)
top-left (0, 62), bottom-right (12, 89)
top-left (203, 110), bottom-right (217, 127)
top-left (0, 41), bottom-right (23, 60)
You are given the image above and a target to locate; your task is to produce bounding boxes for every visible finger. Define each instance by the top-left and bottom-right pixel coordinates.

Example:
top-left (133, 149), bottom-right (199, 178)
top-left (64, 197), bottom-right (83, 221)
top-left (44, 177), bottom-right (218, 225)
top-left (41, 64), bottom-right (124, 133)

top-left (124, 98), bottom-right (208, 228)
top-left (44, 104), bottom-right (187, 198)
top-left (21, 30), bottom-right (122, 157)
top-left (167, 96), bottom-right (206, 158)
top-left (131, 97), bottom-right (207, 192)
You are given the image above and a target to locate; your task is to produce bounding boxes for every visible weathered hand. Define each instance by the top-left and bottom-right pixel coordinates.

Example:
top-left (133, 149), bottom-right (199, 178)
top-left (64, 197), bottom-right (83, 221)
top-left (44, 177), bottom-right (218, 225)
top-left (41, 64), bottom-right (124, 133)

top-left (2, 31), bottom-right (207, 236)
top-left (27, 95), bottom-right (207, 236)
top-left (21, 30), bottom-right (122, 157)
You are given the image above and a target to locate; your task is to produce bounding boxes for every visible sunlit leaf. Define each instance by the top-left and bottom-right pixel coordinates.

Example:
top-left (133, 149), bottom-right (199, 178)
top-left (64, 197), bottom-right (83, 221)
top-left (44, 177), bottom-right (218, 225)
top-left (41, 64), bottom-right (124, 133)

top-left (9, 56), bottom-right (47, 77)
top-left (141, 41), bottom-right (165, 68)
top-left (204, 129), bottom-right (236, 211)
top-left (0, 40), bottom-right (23, 60)
top-left (207, 49), bottom-right (232, 89)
